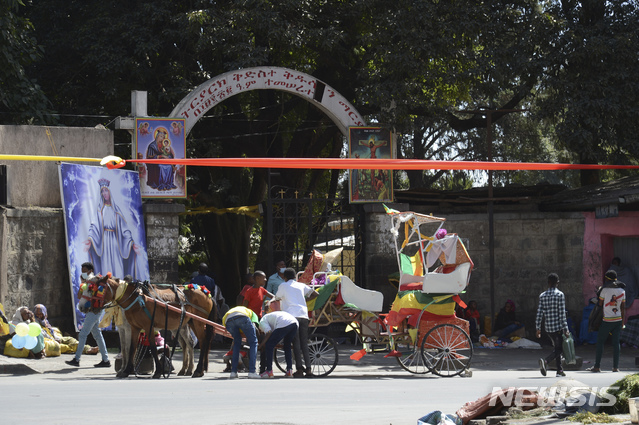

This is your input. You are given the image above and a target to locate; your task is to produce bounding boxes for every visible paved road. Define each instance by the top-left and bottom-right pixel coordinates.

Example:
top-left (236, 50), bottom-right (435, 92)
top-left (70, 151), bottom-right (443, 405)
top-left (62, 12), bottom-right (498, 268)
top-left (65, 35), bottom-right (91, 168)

top-left (0, 343), bottom-right (636, 425)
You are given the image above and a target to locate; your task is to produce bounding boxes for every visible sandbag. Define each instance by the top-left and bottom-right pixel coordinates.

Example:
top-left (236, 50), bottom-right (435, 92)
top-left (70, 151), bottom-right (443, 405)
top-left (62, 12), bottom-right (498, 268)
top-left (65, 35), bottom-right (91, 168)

top-left (44, 339), bottom-right (61, 357)
top-left (3, 339), bottom-right (30, 358)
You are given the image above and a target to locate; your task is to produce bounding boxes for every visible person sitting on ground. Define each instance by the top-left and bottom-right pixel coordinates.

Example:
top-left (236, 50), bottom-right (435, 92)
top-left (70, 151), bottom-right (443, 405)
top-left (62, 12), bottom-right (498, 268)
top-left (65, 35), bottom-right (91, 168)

top-left (493, 299), bottom-right (524, 339)
top-left (610, 257), bottom-right (636, 307)
top-left (6, 306), bottom-right (46, 359)
top-left (464, 300), bottom-right (481, 342)
top-left (223, 344), bottom-right (250, 372)
top-left (33, 303), bottom-right (99, 356)
top-left (243, 271), bottom-right (274, 318)
top-left (0, 303), bottom-right (9, 339)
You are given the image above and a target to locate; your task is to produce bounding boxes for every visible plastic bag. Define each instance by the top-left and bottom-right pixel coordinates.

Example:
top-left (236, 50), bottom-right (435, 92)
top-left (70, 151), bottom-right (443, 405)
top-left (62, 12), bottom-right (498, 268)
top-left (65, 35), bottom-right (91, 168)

top-left (562, 332), bottom-right (576, 364)
top-left (417, 410), bottom-right (462, 425)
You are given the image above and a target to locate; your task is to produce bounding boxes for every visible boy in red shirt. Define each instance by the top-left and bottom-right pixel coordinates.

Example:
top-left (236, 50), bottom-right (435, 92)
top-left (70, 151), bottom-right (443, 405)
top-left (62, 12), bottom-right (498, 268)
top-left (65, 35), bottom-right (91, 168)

top-left (243, 271), bottom-right (274, 318)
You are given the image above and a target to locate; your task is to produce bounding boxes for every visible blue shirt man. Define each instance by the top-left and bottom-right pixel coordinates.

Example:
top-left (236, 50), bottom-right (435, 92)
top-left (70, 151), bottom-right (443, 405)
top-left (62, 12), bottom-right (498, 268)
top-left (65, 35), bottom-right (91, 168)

top-left (192, 263), bottom-right (216, 294)
top-left (266, 260), bottom-right (287, 296)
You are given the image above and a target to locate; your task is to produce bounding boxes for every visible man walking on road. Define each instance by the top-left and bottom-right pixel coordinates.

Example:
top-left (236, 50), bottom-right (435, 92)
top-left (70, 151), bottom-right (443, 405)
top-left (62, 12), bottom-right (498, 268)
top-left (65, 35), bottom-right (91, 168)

top-left (535, 273), bottom-right (569, 377)
top-left (65, 262), bottom-right (111, 368)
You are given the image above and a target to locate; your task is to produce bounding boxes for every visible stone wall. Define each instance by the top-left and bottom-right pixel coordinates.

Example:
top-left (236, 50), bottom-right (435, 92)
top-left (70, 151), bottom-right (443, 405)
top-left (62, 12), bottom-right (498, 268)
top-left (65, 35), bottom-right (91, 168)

top-left (0, 204), bottom-right (185, 333)
top-left (360, 204), bottom-right (585, 337)
top-left (360, 203), bottom-right (409, 309)
top-left (0, 126), bottom-right (183, 334)
top-left (443, 211), bottom-right (585, 334)
top-left (0, 207), bottom-right (73, 330)
top-left (143, 203), bottom-right (185, 285)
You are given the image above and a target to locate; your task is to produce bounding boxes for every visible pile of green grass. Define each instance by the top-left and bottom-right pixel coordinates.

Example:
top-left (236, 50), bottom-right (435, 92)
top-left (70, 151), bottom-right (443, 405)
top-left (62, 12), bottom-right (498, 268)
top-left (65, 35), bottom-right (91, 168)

top-left (601, 373), bottom-right (639, 414)
top-left (567, 412), bottom-right (622, 424)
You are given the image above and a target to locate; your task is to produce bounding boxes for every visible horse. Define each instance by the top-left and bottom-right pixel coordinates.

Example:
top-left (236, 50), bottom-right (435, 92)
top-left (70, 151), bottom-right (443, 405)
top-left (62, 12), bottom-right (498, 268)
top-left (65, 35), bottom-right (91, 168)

top-left (79, 275), bottom-right (217, 378)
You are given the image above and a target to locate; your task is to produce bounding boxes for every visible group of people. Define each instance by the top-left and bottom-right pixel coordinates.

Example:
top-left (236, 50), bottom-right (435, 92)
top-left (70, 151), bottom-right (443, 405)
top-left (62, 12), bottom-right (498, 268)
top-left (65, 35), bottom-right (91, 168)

top-left (3, 254), bottom-right (629, 379)
top-left (223, 265), bottom-right (319, 379)
top-left (535, 270), bottom-right (625, 376)
top-left (457, 268), bottom-right (626, 377)
top-left (1, 300), bottom-right (100, 360)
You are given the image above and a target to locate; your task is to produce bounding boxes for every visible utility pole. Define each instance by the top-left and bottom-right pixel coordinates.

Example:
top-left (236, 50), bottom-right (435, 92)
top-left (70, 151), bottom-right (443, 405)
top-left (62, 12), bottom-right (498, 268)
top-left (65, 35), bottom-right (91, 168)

top-left (456, 108), bottom-right (527, 328)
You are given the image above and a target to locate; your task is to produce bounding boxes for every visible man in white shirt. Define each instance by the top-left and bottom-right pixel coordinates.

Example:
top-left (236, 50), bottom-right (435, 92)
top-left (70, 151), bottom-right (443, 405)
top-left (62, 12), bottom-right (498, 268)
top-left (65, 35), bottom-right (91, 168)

top-left (258, 311), bottom-right (299, 378)
top-left (275, 268), bottom-right (319, 377)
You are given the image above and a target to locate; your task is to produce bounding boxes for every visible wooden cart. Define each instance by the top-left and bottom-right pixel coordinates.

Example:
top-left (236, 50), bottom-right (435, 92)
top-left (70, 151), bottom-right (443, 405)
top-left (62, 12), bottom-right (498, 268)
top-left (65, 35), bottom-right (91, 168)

top-left (274, 208), bottom-right (475, 377)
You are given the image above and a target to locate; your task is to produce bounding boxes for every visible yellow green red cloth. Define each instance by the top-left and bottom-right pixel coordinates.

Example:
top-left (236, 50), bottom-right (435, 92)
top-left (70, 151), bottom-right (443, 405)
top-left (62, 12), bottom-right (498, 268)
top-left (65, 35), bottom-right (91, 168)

top-left (386, 291), bottom-right (456, 327)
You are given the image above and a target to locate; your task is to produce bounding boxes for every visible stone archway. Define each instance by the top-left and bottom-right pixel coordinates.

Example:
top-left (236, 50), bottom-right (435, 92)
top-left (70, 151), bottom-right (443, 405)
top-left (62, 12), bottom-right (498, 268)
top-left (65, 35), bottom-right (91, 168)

top-left (170, 66), bottom-right (365, 136)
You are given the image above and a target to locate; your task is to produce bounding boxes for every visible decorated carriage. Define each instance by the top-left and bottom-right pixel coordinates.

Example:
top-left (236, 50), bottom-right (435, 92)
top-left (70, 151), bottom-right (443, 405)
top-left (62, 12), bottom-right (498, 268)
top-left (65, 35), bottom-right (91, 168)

top-left (274, 206), bottom-right (474, 377)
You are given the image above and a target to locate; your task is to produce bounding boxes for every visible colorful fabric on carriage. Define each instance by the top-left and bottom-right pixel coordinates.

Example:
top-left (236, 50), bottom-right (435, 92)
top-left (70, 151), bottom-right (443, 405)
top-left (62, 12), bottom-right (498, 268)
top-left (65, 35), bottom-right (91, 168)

top-left (386, 292), bottom-right (456, 327)
top-left (298, 248), bottom-right (345, 284)
top-left (306, 273), bottom-right (340, 312)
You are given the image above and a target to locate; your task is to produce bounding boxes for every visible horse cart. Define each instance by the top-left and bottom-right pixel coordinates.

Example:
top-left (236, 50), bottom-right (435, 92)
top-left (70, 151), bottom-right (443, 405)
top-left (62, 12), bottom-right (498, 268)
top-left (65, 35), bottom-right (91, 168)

top-left (274, 208), bottom-right (475, 377)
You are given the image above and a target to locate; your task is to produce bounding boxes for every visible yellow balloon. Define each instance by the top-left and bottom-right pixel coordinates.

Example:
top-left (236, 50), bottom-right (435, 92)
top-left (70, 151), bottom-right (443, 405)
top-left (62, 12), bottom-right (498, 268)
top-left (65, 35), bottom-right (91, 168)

top-left (28, 322), bottom-right (42, 337)
top-left (15, 322), bottom-right (29, 337)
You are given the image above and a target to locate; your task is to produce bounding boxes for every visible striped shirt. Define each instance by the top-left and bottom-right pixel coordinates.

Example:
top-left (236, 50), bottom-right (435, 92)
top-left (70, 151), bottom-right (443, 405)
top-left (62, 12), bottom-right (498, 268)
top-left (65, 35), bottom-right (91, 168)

top-left (535, 287), bottom-right (568, 333)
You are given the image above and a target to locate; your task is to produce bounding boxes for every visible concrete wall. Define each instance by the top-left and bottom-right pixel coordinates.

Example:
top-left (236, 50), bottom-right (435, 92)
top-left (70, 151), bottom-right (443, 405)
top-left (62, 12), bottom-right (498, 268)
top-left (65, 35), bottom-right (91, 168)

top-left (0, 126), bottom-right (183, 334)
top-left (0, 125), bottom-right (112, 207)
top-left (0, 207), bottom-right (73, 330)
top-left (0, 204), bottom-right (184, 333)
top-left (361, 204), bottom-right (585, 337)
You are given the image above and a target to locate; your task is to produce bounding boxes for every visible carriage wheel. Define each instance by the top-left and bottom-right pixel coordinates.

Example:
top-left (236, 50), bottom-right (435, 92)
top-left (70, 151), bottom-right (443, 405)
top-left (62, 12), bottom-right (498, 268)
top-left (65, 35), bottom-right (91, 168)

top-left (420, 324), bottom-right (473, 377)
top-left (133, 345), bottom-right (154, 377)
top-left (395, 340), bottom-right (429, 374)
top-left (274, 333), bottom-right (339, 377)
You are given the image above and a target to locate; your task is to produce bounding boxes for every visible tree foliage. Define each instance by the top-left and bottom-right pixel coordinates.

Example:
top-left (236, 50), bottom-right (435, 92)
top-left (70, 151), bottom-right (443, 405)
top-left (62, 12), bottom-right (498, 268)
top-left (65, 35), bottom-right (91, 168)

top-left (536, 0), bottom-right (639, 185)
top-left (8, 0), bottom-right (639, 298)
top-left (0, 0), bottom-right (50, 124)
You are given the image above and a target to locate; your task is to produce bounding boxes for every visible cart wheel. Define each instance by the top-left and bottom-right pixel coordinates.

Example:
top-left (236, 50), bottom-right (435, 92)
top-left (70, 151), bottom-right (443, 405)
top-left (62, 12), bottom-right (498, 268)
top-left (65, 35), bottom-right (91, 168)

top-left (420, 324), bottom-right (473, 377)
top-left (274, 333), bottom-right (338, 377)
top-left (395, 341), bottom-right (429, 374)
top-left (133, 345), bottom-right (154, 377)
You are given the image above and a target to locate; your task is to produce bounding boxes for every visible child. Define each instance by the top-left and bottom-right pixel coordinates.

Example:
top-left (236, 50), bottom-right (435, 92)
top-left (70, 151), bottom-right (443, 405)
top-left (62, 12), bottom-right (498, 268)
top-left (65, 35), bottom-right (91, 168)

top-left (243, 271), bottom-right (274, 318)
top-left (223, 345), bottom-right (250, 372)
top-left (236, 273), bottom-right (255, 306)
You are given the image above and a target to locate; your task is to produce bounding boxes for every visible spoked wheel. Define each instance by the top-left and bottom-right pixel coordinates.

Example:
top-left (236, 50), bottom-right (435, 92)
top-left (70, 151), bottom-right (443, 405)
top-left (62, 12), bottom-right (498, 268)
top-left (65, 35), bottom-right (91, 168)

top-left (133, 345), bottom-right (154, 377)
top-left (420, 324), bottom-right (473, 377)
top-left (395, 340), bottom-right (429, 374)
top-left (274, 333), bottom-right (339, 377)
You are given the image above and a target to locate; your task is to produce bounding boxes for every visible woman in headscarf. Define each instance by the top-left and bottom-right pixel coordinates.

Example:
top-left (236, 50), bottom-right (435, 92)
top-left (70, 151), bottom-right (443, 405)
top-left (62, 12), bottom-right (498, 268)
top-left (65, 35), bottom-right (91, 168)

top-left (6, 307), bottom-right (45, 358)
top-left (33, 304), bottom-right (98, 356)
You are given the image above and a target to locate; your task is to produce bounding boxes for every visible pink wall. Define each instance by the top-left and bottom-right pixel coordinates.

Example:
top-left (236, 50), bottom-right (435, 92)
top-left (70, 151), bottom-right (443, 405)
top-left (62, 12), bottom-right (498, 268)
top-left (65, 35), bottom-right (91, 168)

top-left (583, 211), bottom-right (639, 316)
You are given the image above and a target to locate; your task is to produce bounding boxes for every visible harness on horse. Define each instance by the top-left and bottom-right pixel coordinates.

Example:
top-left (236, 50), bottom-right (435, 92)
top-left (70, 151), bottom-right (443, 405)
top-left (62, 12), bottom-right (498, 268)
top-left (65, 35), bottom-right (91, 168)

top-left (86, 277), bottom-right (214, 379)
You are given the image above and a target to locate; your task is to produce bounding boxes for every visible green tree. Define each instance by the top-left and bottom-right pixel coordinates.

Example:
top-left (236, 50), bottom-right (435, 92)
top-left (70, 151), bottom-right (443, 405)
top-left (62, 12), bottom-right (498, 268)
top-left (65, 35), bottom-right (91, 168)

top-left (20, 0), bottom-right (639, 300)
top-left (537, 0), bottom-right (639, 185)
top-left (0, 0), bottom-right (50, 124)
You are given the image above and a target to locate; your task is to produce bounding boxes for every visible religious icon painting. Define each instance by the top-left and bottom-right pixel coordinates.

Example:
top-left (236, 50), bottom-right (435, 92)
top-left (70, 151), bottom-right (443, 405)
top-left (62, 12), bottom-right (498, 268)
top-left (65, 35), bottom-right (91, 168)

top-left (348, 127), bottom-right (394, 204)
top-left (135, 117), bottom-right (187, 199)
top-left (58, 163), bottom-right (150, 331)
